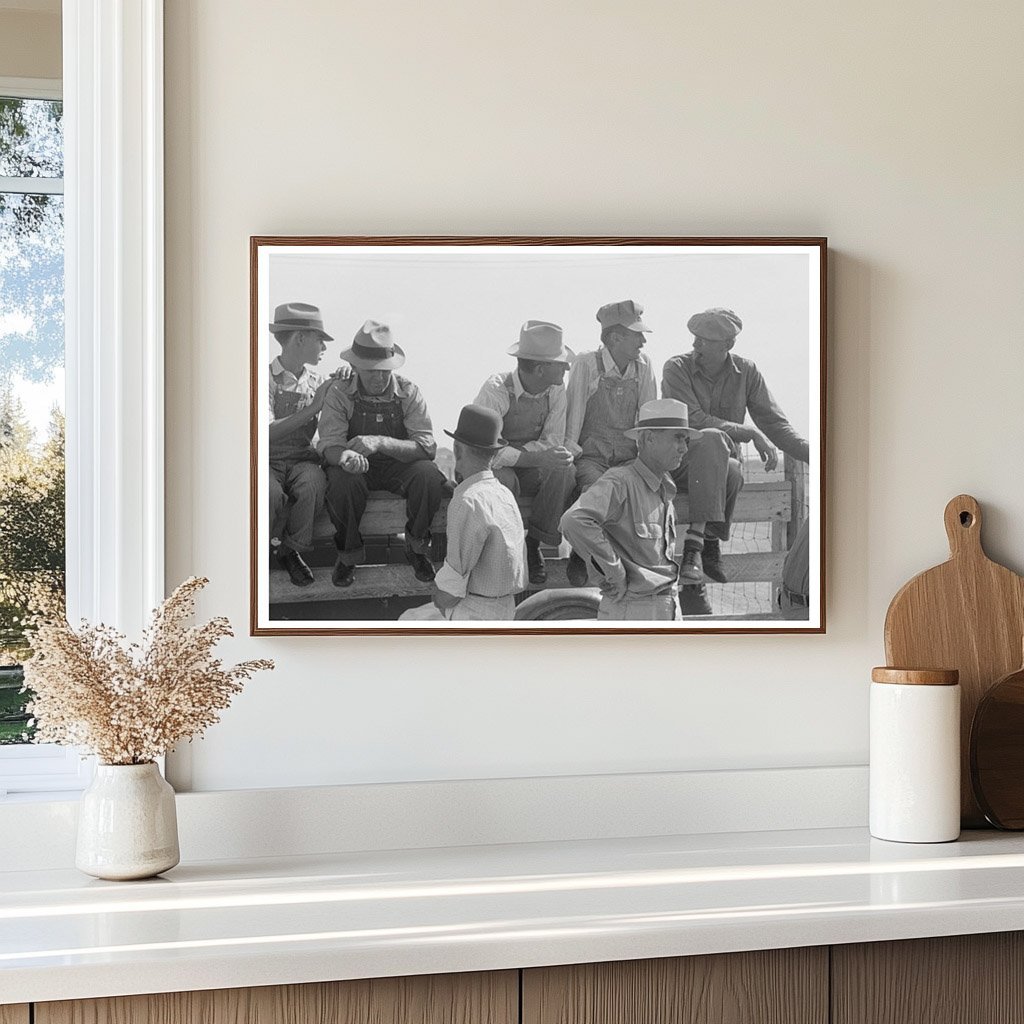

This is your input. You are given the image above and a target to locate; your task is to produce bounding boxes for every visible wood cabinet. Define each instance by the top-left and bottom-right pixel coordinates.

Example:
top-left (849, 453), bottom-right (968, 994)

top-left (522, 948), bottom-right (827, 1024)
top-left (35, 971), bottom-right (517, 1024)
top-left (17, 933), bottom-right (1024, 1024)
top-left (832, 932), bottom-right (1024, 1024)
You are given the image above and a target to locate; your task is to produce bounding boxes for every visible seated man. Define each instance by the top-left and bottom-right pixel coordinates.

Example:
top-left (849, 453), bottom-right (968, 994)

top-left (564, 299), bottom-right (658, 585)
top-left (317, 320), bottom-right (447, 587)
top-left (560, 399), bottom-right (700, 621)
top-left (267, 301), bottom-right (349, 587)
top-left (432, 405), bottom-right (527, 621)
top-left (662, 307), bottom-right (810, 614)
top-left (473, 319), bottom-right (575, 585)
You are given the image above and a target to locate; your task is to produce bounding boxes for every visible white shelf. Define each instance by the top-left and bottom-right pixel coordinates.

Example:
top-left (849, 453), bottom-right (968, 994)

top-left (4, 826), bottom-right (1024, 1004)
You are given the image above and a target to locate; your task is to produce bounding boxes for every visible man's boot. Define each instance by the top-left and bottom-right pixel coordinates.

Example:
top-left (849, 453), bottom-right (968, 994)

top-left (679, 583), bottom-right (713, 616)
top-left (701, 537), bottom-right (728, 583)
top-left (679, 541), bottom-right (703, 582)
top-left (526, 537), bottom-right (547, 585)
top-left (277, 547), bottom-right (315, 587)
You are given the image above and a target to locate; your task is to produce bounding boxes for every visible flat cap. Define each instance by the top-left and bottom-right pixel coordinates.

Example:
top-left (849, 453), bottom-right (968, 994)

top-left (687, 308), bottom-right (743, 342)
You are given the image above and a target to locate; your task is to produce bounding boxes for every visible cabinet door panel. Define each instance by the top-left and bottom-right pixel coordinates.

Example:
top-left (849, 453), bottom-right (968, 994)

top-left (523, 949), bottom-right (827, 1024)
top-left (833, 932), bottom-right (1024, 1024)
top-left (0, 1007), bottom-right (29, 1024)
top-left (36, 971), bottom-right (518, 1024)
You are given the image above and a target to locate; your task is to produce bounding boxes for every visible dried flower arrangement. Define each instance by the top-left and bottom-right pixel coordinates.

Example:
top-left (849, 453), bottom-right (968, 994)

top-left (23, 577), bottom-right (273, 765)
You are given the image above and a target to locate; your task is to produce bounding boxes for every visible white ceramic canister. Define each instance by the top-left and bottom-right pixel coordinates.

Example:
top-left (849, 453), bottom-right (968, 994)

top-left (870, 667), bottom-right (961, 843)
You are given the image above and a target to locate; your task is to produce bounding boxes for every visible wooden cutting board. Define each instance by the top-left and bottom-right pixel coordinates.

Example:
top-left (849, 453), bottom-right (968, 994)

top-left (884, 494), bottom-right (1024, 827)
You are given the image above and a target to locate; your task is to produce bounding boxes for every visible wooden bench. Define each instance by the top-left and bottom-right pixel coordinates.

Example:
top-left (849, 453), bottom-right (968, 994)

top-left (269, 458), bottom-right (807, 606)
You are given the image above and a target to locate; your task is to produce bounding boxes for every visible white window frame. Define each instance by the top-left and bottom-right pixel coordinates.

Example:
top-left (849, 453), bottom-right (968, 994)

top-left (0, 1), bottom-right (164, 799)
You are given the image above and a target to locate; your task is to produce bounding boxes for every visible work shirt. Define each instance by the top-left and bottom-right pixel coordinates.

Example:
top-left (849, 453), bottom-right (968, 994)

top-left (434, 470), bottom-right (527, 599)
top-left (473, 370), bottom-right (567, 470)
top-left (662, 352), bottom-right (809, 463)
top-left (316, 373), bottom-right (438, 461)
top-left (268, 358), bottom-right (322, 459)
top-left (560, 458), bottom-right (679, 599)
top-left (564, 346), bottom-right (657, 458)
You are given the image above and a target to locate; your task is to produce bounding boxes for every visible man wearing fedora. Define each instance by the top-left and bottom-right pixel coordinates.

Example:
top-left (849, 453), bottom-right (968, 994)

top-left (317, 320), bottom-right (447, 587)
top-left (662, 308), bottom-right (809, 613)
top-left (268, 301), bottom-right (364, 587)
top-left (472, 320), bottom-right (575, 585)
top-left (432, 405), bottom-right (527, 621)
top-left (560, 399), bottom-right (700, 621)
top-left (563, 299), bottom-right (658, 586)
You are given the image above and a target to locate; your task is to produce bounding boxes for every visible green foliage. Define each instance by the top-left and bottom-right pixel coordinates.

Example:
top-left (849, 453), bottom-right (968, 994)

top-left (0, 390), bottom-right (65, 667)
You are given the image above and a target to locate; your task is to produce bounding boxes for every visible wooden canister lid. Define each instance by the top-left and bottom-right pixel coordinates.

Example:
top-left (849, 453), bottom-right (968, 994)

top-left (871, 667), bottom-right (960, 686)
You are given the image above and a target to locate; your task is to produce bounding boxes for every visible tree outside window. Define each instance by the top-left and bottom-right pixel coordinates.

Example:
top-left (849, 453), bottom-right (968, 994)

top-left (0, 94), bottom-right (65, 744)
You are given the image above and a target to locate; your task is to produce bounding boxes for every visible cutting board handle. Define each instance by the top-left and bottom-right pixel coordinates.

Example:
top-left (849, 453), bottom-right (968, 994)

top-left (944, 494), bottom-right (983, 559)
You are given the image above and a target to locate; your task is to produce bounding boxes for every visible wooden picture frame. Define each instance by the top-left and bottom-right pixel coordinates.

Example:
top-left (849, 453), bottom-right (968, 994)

top-left (251, 236), bottom-right (826, 635)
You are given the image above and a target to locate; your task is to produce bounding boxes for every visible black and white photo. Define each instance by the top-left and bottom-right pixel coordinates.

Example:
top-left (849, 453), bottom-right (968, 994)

top-left (251, 237), bottom-right (825, 635)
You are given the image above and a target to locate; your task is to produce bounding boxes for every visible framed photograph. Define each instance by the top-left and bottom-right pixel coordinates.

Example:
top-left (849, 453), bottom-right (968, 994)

top-left (251, 236), bottom-right (825, 635)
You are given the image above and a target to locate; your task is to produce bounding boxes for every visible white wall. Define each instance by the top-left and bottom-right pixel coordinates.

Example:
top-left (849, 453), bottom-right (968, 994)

top-left (163, 0), bottom-right (1024, 791)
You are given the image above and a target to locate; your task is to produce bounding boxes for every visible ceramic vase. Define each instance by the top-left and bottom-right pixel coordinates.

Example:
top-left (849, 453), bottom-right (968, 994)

top-left (75, 762), bottom-right (180, 880)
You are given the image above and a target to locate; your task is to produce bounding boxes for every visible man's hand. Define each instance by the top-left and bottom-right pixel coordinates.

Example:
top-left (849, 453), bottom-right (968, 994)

top-left (534, 445), bottom-right (575, 470)
top-left (338, 450), bottom-right (369, 474)
top-left (432, 587), bottom-right (462, 612)
top-left (751, 432), bottom-right (779, 472)
top-left (348, 435), bottom-right (383, 457)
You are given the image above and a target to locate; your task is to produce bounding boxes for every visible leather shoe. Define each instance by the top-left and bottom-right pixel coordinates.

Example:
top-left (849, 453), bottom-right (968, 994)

top-left (331, 556), bottom-right (355, 588)
top-left (679, 583), bottom-right (713, 616)
top-left (566, 550), bottom-right (588, 586)
top-left (701, 537), bottom-right (728, 583)
top-left (277, 548), bottom-right (315, 587)
top-left (679, 546), bottom-right (703, 582)
top-left (526, 538), bottom-right (547, 585)
top-left (407, 550), bottom-right (436, 583)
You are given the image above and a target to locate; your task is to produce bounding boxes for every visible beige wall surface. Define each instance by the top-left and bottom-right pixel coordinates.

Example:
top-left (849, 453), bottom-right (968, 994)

top-left (0, 10), bottom-right (60, 80)
top-left (164, 0), bottom-right (1024, 790)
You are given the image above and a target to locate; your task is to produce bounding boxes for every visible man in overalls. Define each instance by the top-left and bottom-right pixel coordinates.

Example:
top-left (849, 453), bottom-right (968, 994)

top-left (472, 320), bottom-right (575, 585)
top-left (563, 299), bottom-right (657, 585)
top-left (268, 302), bottom-right (359, 588)
top-left (317, 320), bottom-right (447, 588)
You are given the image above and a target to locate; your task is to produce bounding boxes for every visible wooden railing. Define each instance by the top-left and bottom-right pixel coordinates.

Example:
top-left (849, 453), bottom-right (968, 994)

top-left (269, 457), bottom-right (807, 606)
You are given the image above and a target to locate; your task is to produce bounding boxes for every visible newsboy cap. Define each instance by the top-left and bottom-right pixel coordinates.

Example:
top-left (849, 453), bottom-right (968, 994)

top-left (596, 299), bottom-right (652, 333)
top-left (687, 308), bottom-right (743, 342)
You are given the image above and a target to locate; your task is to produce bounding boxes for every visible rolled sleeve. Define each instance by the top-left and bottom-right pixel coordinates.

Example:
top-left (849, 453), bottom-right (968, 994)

top-left (560, 477), bottom-right (627, 589)
top-left (437, 497), bottom-right (485, 597)
top-left (315, 380), bottom-right (352, 455)
top-left (638, 355), bottom-right (657, 407)
top-left (401, 384), bottom-right (438, 459)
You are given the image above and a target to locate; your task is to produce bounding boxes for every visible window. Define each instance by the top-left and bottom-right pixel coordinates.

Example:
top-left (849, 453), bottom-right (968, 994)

top-left (0, 78), bottom-right (83, 797)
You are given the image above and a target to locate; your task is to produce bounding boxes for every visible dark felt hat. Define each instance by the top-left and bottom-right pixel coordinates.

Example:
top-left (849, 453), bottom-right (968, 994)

top-left (444, 404), bottom-right (508, 452)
